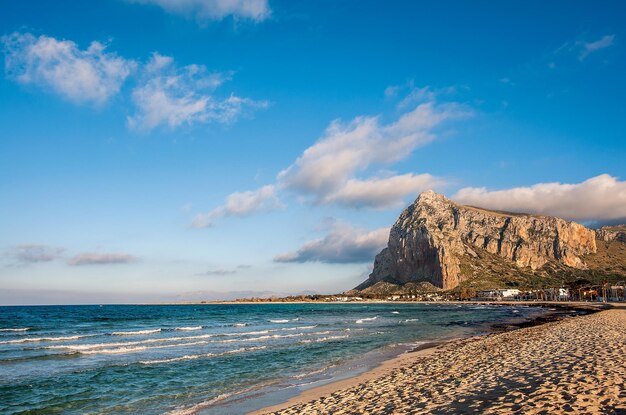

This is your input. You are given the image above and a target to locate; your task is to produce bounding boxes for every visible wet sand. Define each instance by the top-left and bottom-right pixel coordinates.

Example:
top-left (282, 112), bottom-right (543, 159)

top-left (253, 305), bottom-right (625, 414)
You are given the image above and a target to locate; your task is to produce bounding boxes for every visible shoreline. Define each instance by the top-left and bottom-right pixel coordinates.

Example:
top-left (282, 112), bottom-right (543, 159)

top-left (250, 302), bottom-right (613, 415)
top-left (0, 300), bottom-right (613, 307)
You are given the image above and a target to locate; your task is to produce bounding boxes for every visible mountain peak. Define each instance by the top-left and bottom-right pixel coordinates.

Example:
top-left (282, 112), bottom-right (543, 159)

top-left (357, 195), bottom-right (600, 291)
top-left (416, 189), bottom-right (447, 203)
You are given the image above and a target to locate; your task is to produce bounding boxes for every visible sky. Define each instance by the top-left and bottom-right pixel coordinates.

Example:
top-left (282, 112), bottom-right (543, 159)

top-left (1, 0), bottom-right (625, 305)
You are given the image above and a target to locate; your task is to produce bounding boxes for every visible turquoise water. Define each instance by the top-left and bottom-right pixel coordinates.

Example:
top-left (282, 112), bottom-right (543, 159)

top-left (0, 303), bottom-right (545, 414)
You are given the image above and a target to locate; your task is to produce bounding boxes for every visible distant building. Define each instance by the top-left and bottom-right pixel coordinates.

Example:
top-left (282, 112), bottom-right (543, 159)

top-left (544, 288), bottom-right (569, 301)
top-left (475, 289), bottom-right (521, 300)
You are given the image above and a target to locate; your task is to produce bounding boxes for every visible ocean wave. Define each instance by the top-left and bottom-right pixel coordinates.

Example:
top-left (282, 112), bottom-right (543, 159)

top-left (139, 346), bottom-right (266, 366)
top-left (111, 329), bottom-right (161, 336)
top-left (299, 335), bottom-right (349, 344)
top-left (403, 318), bottom-right (419, 322)
top-left (232, 323), bottom-right (249, 327)
top-left (80, 340), bottom-right (209, 355)
top-left (280, 325), bottom-right (317, 331)
top-left (0, 328), bottom-right (30, 332)
top-left (0, 334), bottom-right (94, 344)
top-left (269, 318), bottom-right (299, 323)
top-left (355, 317), bottom-right (377, 324)
top-left (175, 326), bottom-right (202, 331)
top-left (290, 365), bottom-right (335, 379)
top-left (221, 330), bottom-right (269, 337)
top-left (43, 334), bottom-right (217, 351)
top-left (163, 393), bottom-right (233, 415)
top-left (219, 331), bottom-right (331, 344)
top-left (391, 311), bottom-right (400, 314)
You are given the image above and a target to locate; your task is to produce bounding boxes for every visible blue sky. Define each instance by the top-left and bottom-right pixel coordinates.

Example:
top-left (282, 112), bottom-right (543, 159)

top-left (1, 0), bottom-right (625, 304)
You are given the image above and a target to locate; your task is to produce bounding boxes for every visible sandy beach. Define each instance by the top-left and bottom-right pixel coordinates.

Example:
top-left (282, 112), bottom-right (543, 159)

top-left (254, 305), bottom-right (626, 415)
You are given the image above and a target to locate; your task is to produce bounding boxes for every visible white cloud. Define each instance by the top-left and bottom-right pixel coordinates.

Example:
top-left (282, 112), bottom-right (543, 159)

top-left (277, 101), bottom-right (469, 207)
top-left (8, 244), bottom-right (65, 264)
top-left (453, 174), bottom-right (626, 222)
top-left (275, 221), bottom-right (389, 264)
top-left (384, 81), bottom-right (457, 108)
top-left (192, 90), bottom-right (469, 227)
top-left (2, 32), bottom-right (135, 105)
top-left (579, 35), bottom-right (615, 60)
top-left (321, 173), bottom-right (443, 209)
top-left (128, 53), bottom-right (266, 130)
top-left (192, 185), bottom-right (283, 228)
top-left (67, 252), bottom-right (138, 266)
top-left (130, 0), bottom-right (270, 22)
top-left (199, 269), bottom-right (237, 275)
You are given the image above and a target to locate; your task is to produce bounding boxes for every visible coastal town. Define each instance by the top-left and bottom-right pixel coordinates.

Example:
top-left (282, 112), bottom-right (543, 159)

top-left (231, 283), bottom-right (626, 303)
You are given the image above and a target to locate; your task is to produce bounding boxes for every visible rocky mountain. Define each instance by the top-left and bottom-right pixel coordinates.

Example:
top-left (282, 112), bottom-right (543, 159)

top-left (596, 225), bottom-right (626, 243)
top-left (356, 191), bottom-right (625, 292)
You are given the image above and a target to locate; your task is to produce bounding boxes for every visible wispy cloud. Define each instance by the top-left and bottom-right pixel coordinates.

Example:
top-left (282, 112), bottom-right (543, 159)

top-left (194, 264), bottom-right (252, 276)
top-left (320, 173), bottom-right (444, 209)
top-left (192, 88), bottom-right (470, 227)
top-left (200, 269), bottom-right (237, 275)
top-left (2, 34), bottom-right (266, 132)
top-left (277, 101), bottom-right (469, 208)
top-left (275, 221), bottom-right (388, 264)
top-left (453, 174), bottom-right (626, 222)
top-left (7, 244), bottom-right (65, 264)
top-left (578, 35), bottom-right (615, 60)
top-left (129, 0), bottom-right (271, 22)
top-left (384, 81), bottom-right (458, 109)
top-left (129, 53), bottom-right (267, 131)
top-left (192, 185), bottom-right (284, 228)
top-left (2, 32), bottom-right (135, 105)
top-left (67, 252), bottom-right (138, 266)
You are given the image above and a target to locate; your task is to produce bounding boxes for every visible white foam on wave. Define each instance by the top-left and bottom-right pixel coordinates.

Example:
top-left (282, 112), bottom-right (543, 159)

top-left (355, 317), bottom-right (377, 324)
top-left (139, 346), bottom-right (267, 365)
top-left (162, 381), bottom-right (273, 415)
top-left (403, 318), bottom-right (419, 322)
top-left (80, 340), bottom-right (209, 355)
top-left (280, 325), bottom-right (317, 331)
top-left (219, 331), bottom-right (331, 344)
top-left (111, 329), bottom-right (162, 336)
top-left (0, 334), bottom-right (94, 344)
top-left (44, 334), bottom-right (216, 351)
top-left (232, 323), bottom-right (248, 327)
top-left (299, 335), bottom-right (349, 344)
top-left (175, 326), bottom-right (202, 331)
top-left (161, 393), bottom-right (234, 415)
top-left (221, 329), bottom-right (269, 337)
top-left (269, 318), bottom-right (300, 324)
top-left (391, 311), bottom-right (400, 314)
top-left (0, 328), bottom-right (30, 332)
top-left (290, 365), bottom-right (335, 379)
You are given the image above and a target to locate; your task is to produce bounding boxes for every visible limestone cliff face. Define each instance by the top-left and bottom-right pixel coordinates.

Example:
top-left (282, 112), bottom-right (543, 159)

top-left (359, 191), bottom-right (597, 290)
top-left (595, 226), bottom-right (626, 244)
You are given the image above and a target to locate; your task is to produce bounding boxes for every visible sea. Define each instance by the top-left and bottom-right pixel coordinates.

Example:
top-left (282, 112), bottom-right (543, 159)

top-left (0, 303), bottom-right (549, 414)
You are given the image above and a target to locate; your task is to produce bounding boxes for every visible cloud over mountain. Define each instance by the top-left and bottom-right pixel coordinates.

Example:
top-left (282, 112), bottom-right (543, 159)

top-left (453, 174), bottom-right (626, 222)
